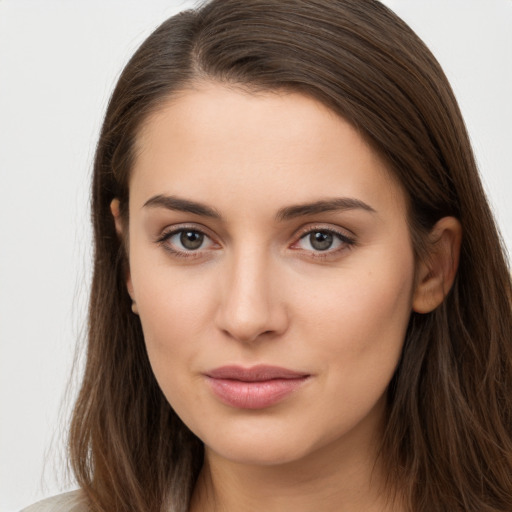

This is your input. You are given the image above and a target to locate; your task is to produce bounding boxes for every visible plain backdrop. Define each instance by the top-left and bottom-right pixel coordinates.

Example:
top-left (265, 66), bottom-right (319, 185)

top-left (1, 1), bottom-right (511, 510)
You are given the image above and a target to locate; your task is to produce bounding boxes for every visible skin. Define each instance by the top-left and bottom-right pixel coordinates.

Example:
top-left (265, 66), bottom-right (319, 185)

top-left (112, 83), bottom-right (461, 512)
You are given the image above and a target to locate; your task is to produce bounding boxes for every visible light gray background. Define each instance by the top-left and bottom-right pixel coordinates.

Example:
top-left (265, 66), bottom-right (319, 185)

top-left (1, 1), bottom-right (511, 510)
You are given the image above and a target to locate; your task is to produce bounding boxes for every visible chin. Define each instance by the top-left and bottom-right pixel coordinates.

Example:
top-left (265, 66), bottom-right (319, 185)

top-left (209, 438), bottom-right (311, 467)
top-left (197, 417), bottom-right (330, 468)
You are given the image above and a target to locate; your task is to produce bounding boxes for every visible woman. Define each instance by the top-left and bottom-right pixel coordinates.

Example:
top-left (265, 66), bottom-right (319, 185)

top-left (23, 0), bottom-right (512, 511)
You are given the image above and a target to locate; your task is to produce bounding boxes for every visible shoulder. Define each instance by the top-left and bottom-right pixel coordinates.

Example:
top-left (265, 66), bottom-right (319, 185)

top-left (20, 490), bottom-right (88, 512)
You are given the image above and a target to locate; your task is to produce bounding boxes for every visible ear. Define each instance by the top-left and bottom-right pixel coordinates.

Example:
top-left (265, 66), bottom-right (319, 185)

top-left (110, 198), bottom-right (136, 304)
top-left (412, 216), bottom-right (462, 314)
top-left (110, 198), bottom-right (124, 237)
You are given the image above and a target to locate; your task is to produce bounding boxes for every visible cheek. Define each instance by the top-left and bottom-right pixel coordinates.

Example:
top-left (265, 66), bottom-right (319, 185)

top-left (138, 280), bottom-right (205, 342)
top-left (293, 250), bottom-right (415, 372)
top-left (134, 274), bottom-right (210, 415)
top-left (285, 258), bottom-right (415, 443)
top-left (128, 249), bottom-right (217, 386)
top-left (134, 267), bottom-right (216, 353)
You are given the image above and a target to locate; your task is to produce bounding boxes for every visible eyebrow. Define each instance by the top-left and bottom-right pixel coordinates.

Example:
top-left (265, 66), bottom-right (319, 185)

top-left (143, 194), bottom-right (376, 220)
top-left (275, 198), bottom-right (376, 221)
top-left (143, 194), bottom-right (222, 218)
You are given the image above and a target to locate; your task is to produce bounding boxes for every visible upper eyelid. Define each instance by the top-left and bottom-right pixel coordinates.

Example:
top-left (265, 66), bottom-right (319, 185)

top-left (293, 223), bottom-right (356, 240)
top-left (157, 223), bottom-right (216, 241)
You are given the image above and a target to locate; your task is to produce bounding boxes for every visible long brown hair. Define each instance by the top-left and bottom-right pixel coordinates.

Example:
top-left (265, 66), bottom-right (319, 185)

top-left (69, 1), bottom-right (512, 511)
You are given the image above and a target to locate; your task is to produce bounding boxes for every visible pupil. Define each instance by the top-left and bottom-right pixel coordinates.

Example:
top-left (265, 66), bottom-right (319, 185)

top-left (180, 231), bottom-right (204, 250)
top-left (310, 231), bottom-right (333, 251)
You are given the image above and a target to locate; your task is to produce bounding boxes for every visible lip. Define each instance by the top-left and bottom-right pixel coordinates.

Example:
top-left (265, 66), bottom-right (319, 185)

top-left (205, 365), bottom-right (310, 409)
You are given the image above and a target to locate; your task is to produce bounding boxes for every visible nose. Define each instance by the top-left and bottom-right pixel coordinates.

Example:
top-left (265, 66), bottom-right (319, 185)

top-left (214, 250), bottom-right (289, 344)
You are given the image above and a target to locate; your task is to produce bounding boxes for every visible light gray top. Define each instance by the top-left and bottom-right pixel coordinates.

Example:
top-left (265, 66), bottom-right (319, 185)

top-left (20, 491), bottom-right (88, 512)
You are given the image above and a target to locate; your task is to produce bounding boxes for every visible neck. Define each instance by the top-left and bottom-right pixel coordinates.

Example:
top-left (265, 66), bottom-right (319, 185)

top-left (189, 427), bottom-right (402, 512)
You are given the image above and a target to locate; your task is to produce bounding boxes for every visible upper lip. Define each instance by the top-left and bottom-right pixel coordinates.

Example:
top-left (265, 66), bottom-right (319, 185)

top-left (206, 365), bottom-right (309, 382)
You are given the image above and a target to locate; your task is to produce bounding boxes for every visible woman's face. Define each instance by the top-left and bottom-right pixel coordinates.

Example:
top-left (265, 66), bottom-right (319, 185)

top-left (124, 83), bottom-right (417, 467)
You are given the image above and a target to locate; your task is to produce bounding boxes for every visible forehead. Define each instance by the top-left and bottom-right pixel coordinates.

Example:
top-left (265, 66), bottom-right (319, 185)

top-left (131, 83), bottom-right (406, 217)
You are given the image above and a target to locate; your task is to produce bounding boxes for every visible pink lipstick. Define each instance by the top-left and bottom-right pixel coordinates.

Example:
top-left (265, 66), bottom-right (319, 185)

top-left (205, 365), bottom-right (310, 409)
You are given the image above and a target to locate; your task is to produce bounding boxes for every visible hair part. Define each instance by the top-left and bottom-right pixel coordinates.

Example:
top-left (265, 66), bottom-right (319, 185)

top-left (69, 1), bottom-right (512, 511)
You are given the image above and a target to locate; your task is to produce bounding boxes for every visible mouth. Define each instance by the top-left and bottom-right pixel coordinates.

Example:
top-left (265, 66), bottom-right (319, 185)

top-left (204, 365), bottom-right (311, 409)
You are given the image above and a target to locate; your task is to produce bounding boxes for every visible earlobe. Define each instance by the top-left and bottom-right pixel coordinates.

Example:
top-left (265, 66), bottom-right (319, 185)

top-left (110, 198), bottom-right (136, 304)
top-left (412, 216), bottom-right (462, 314)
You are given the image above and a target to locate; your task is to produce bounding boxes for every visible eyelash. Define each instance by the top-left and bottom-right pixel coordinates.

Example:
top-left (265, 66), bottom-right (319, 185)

top-left (155, 224), bottom-right (356, 260)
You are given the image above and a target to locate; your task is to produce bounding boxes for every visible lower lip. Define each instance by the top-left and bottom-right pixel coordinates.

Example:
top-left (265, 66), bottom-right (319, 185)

top-left (206, 377), bottom-right (309, 409)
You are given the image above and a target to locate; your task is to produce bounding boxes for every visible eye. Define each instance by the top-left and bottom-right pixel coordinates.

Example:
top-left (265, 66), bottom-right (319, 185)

top-left (157, 227), bottom-right (217, 257)
top-left (293, 228), bottom-right (355, 255)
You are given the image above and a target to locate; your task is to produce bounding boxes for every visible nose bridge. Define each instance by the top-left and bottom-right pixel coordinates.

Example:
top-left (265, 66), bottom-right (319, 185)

top-left (215, 243), bottom-right (285, 343)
